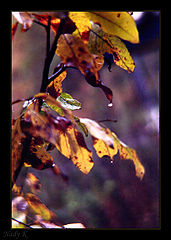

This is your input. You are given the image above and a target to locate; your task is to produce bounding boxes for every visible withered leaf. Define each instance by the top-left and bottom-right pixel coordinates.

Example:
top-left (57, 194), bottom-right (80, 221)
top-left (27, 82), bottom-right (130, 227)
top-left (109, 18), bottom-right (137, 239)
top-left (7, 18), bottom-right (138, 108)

top-left (89, 23), bottom-right (135, 73)
top-left (23, 138), bottom-right (54, 170)
top-left (55, 119), bottom-right (93, 174)
top-left (56, 34), bottom-right (112, 104)
top-left (56, 33), bottom-right (99, 79)
top-left (80, 118), bottom-right (145, 179)
top-left (46, 70), bottom-right (67, 98)
top-left (33, 14), bottom-right (76, 34)
top-left (12, 117), bottom-right (26, 185)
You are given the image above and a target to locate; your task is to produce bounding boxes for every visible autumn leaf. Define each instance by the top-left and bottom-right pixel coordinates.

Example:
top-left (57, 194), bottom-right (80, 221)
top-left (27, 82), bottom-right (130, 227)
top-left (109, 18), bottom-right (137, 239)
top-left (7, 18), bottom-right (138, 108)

top-left (79, 118), bottom-right (114, 148)
top-left (56, 33), bottom-right (99, 79)
top-left (23, 137), bottom-right (54, 170)
top-left (12, 196), bottom-right (28, 228)
top-left (69, 12), bottom-right (139, 43)
top-left (87, 12), bottom-right (139, 43)
top-left (33, 13), bottom-right (76, 34)
top-left (69, 12), bottom-right (91, 35)
top-left (56, 34), bottom-right (113, 104)
top-left (112, 132), bottom-right (145, 180)
top-left (12, 117), bottom-right (26, 185)
top-left (46, 70), bottom-right (67, 98)
top-left (89, 23), bottom-right (135, 73)
top-left (55, 119), bottom-right (93, 174)
top-left (25, 193), bottom-right (58, 222)
top-left (26, 173), bottom-right (41, 193)
top-left (80, 118), bottom-right (145, 179)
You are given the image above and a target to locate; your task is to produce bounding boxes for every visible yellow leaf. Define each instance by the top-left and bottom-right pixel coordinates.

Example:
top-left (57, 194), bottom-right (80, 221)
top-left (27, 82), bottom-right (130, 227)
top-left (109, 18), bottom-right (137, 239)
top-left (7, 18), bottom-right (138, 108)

top-left (92, 137), bottom-right (118, 159)
top-left (79, 118), bottom-right (145, 179)
top-left (55, 124), bottom-right (94, 174)
top-left (25, 193), bottom-right (57, 221)
top-left (112, 132), bottom-right (145, 180)
top-left (106, 35), bottom-right (135, 72)
top-left (79, 118), bottom-right (114, 148)
top-left (56, 33), bottom-right (99, 80)
top-left (69, 12), bottom-right (91, 34)
top-left (89, 24), bottom-right (135, 72)
top-left (87, 12), bottom-right (139, 43)
top-left (69, 12), bottom-right (139, 43)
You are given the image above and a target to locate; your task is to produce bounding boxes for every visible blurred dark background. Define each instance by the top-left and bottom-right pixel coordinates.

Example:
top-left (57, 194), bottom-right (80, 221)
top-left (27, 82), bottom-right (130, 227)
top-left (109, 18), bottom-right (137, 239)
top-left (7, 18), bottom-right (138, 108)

top-left (12, 11), bottom-right (160, 228)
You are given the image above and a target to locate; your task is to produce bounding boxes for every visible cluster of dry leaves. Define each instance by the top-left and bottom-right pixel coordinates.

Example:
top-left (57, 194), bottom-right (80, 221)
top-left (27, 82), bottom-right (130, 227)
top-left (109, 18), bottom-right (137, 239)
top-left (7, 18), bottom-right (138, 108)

top-left (12, 11), bottom-right (145, 229)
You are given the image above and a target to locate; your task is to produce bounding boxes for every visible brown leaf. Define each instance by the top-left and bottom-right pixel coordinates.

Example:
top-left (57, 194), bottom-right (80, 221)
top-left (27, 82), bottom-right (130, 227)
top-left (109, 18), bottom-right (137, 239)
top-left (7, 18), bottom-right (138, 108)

top-left (33, 14), bottom-right (76, 34)
top-left (12, 117), bottom-right (26, 185)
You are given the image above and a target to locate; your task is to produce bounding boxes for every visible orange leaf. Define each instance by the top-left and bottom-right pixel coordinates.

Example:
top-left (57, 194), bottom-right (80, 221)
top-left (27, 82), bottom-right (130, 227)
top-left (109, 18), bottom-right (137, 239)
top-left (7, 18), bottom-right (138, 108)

top-left (46, 70), bottom-right (67, 98)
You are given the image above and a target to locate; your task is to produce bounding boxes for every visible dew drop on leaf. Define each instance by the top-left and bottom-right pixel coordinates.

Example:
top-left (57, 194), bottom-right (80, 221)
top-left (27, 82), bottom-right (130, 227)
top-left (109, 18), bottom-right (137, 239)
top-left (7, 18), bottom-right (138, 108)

top-left (108, 103), bottom-right (113, 107)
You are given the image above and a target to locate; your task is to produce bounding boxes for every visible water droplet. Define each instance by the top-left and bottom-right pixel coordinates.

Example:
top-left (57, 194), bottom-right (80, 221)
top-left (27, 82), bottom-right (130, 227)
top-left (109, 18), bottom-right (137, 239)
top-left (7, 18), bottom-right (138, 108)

top-left (108, 102), bottom-right (113, 107)
top-left (110, 160), bottom-right (114, 164)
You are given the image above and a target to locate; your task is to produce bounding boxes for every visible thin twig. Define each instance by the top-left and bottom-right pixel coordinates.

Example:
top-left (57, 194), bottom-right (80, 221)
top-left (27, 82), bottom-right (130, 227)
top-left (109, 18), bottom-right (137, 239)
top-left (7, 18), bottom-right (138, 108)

top-left (98, 119), bottom-right (117, 123)
top-left (40, 18), bottom-right (66, 93)
top-left (11, 217), bottom-right (33, 229)
top-left (46, 16), bottom-right (51, 57)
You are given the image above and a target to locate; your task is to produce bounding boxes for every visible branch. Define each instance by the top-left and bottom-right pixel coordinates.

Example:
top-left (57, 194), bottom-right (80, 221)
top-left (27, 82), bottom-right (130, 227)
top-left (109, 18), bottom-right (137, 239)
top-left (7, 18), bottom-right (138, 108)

top-left (40, 18), bottom-right (66, 93)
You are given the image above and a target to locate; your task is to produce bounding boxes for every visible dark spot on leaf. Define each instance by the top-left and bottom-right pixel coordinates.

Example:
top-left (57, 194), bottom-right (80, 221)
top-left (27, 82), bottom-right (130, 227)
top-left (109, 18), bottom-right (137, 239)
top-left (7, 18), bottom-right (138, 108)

top-left (78, 47), bottom-right (86, 53)
top-left (81, 60), bottom-right (88, 65)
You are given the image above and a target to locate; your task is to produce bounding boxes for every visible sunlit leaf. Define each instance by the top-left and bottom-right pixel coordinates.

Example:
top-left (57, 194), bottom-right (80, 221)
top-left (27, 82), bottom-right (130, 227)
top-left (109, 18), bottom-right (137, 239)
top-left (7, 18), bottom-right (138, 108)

top-left (57, 92), bottom-right (82, 110)
top-left (55, 120), bottom-right (93, 174)
top-left (79, 118), bottom-right (114, 148)
top-left (89, 23), bottom-right (135, 72)
top-left (69, 12), bottom-right (139, 43)
top-left (80, 118), bottom-right (145, 179)
top-left (88, 12), bottom-right (139, 43)
top-left (69, 12), bottom-right (91, 34)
